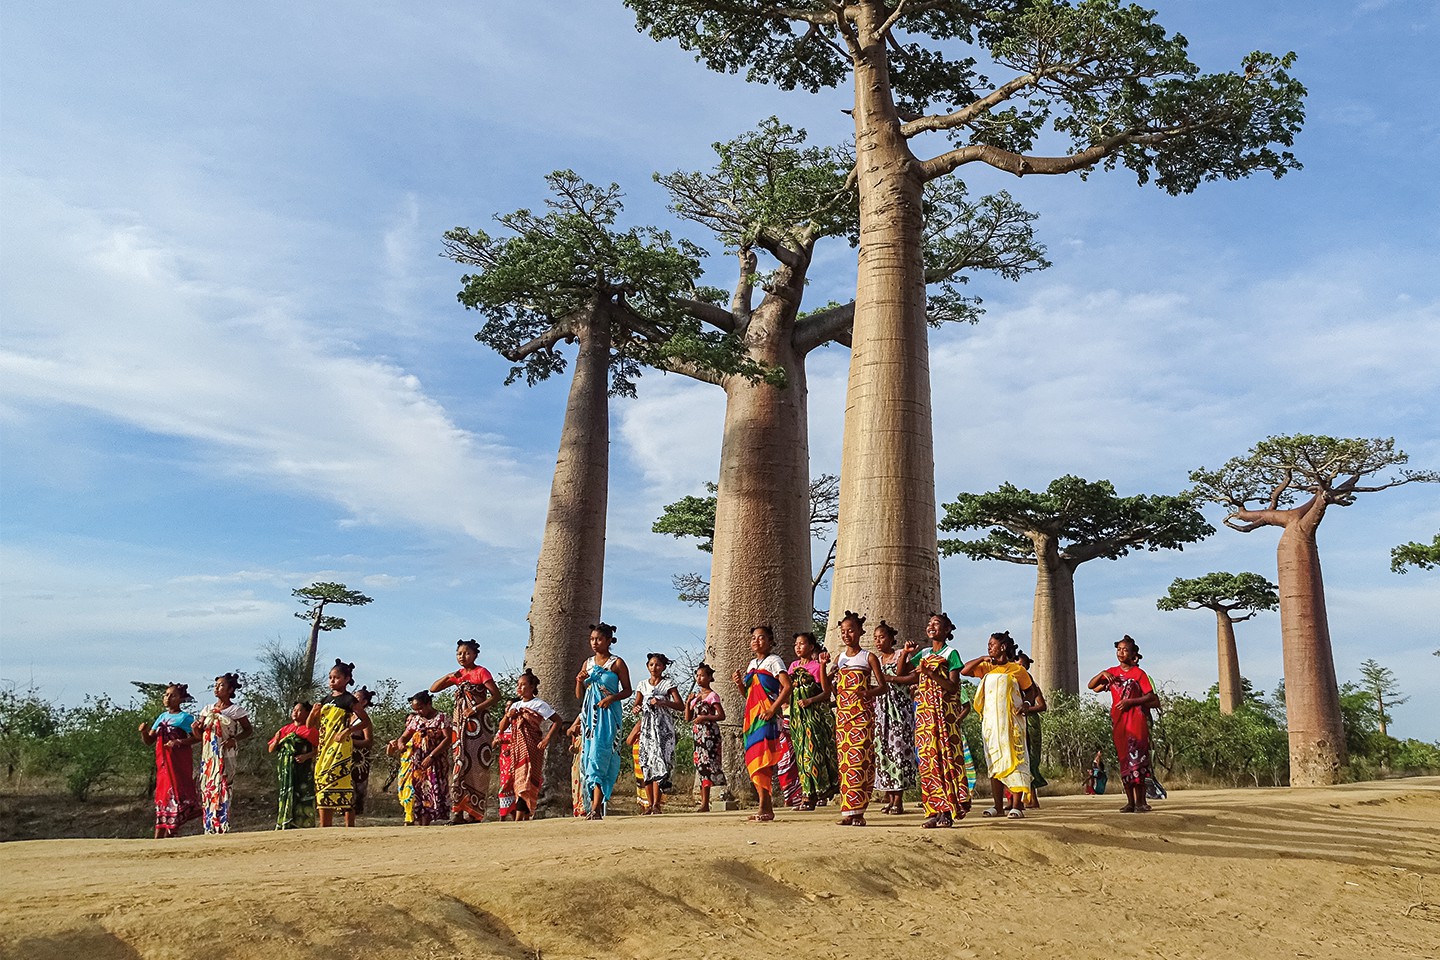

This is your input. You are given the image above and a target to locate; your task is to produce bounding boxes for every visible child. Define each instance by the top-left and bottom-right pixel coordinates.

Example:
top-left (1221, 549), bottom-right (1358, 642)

top-left (832, 612), bottom-right (887, 826)
top-left (872, 620), bottom-right (917, 815)
top-left (431, 639), bottom-right (501, 823)
top-left (788, 631), bottom-right (839, 809)
top-left (903, 613), bottom-right (972, 828)
top-left (574, 622), bottom-right (632, 820)
top-left (308, 659), bottom-right (369, 827)
top-left (497, 669), bottom-right (564, 821)
top-left (138, 682), bottom-right (200, 838)
top-left (731, 625), bottom-right (792, 822)
top-left (630, 653), bottom-right (683, 815)
top-left (1089, 636), bottom-right (1160, 813)
top-left (963, 631), bottom-right (1044, 819)
top-left (195, 672), bottom-right (253, 834)
top-left (387, 691), bottom-right (452, 826)
top-left (267, 701), bottom-right (317, 830)
top-left (685, 662), bottom-right (727, 812)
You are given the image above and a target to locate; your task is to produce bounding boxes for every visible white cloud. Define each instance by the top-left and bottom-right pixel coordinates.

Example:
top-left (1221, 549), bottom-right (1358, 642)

top-left (0, 177), bottom-right (545, 545)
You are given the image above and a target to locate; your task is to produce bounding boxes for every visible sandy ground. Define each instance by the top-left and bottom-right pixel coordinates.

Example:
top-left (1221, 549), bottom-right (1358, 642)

top-left (1, 778), bottom-right (1437, 960)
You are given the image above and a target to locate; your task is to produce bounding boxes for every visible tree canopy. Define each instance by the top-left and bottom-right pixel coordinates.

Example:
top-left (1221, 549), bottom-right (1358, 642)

top-left (1157, 571), bottom-right (1278, 619)
top-left (443, 170), bottom-right (772, 396)
top-left (938, 475), bottom-right (1213, 564)
top-left (292, 581), bottom-right (374, 634)
top-left (1189, 435), bottom-right (1439, 530)
top-left (1391, 533), bottom-right (1440, 574)
top-left (626, 0), bottom-right (1305, 193)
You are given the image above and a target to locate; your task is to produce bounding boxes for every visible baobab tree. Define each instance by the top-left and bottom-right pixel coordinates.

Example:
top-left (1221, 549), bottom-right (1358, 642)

top-left (1156, 572), bottom-right (1278, 714)
top-left (626, 0), bottom-right (1306, 645)
top-left (292, 581), bottom-right (373, 688)
top-left (938, 476), bottom-right (1212, 695)
top-left (443, 172), bottom-right (764, 813)
top-left (644, 119), bottom-right (1045, 788)
top-left (1189, 434), bottom-right (1438, 786)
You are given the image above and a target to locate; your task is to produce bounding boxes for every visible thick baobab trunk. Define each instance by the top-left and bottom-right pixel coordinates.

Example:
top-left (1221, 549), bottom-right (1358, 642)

top-left (1029, 539), bottom-right (1079, 696)
top-left (1215, 611), bottom-right (1243, 714)
top-left (1276, 511), bottom-right (1345, 786)
top-left (526, 317), bottom-right (610, 816)
top-left (705, 326), bottom-right (811, 794)
top-left (829, 19), bottom-right (941, 642)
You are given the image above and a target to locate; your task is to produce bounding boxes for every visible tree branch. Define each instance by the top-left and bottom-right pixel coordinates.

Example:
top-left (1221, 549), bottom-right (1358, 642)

top-left (793, 301), bottom-right (856, 354)
top-left (675, 296), bottom-right (738, 334)
top-left (920, 131), bottom-right (1140, 183)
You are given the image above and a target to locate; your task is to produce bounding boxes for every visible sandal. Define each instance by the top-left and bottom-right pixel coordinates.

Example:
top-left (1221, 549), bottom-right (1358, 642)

top-left (851, 815), bottom-right (867, 827)
top-left (1006, 808), bottom-right (1024, 819)
top-left (1118, 804), bottom-right (1136, 813)
top-left (920, 814), bottom-right (941, 829)
top-left (982, 808), bottom-right (1002, 818)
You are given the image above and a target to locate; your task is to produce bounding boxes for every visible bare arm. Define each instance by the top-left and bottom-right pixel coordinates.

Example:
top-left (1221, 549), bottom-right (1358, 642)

top-left (959, 656), bottom-right (992, 678)
top-left (606, 658), bottom-right (633, 708)
top-left (432, 672), bottom-right (459, 694)
top-left (1088, 671), bottom-right (1113, 692)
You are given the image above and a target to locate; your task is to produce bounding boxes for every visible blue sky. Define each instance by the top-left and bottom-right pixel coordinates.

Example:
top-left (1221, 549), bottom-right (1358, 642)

top-left (3, 1), bottom-right (1437, 739)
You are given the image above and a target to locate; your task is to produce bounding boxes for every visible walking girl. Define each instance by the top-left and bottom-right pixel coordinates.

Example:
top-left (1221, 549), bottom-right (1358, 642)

top-left (575, 622), bottom-right (631, 820)
top-left (310, 659), bottom-right (369, 827)
top-left (733, 625), bottom-right (792, 822)
top-left (963, 631), bottom-right (1045, 819)
top-left (388, 690), bottom-right (452, 825)
top-left (431, 639), bottom-right (501, 823)
top-left (630, 653), bottom-right (683, 815)
top-left (267, 700), bottom-right (317, 830)
top-left (497, 668), bottom-right (564, 821)
top-left (195, 672), bottom-right (253, 834)
top-left (685, 662), bottom-right (727, 812)
top-left (138, 682), bottom-right (200, 838)
top-left (872, 620), bottom-right (917, 814)
top-left (904, 613), bottom-right (972, 829)
top-left (1089, 635), bottom-right (1161, 813)
top-left (788, 631), bottom-right (839, 809)
top-left (832, 612), bottom-right (886, 826)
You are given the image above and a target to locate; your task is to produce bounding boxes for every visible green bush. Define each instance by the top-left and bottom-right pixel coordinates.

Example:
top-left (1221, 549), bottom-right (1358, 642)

top-left (58, 694), bottom-right (154, 801)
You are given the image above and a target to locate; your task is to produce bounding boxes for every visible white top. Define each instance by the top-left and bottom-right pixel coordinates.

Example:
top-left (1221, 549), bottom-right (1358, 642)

top-left (636, 677), bottom-right (676, 702)
top-left (836, 650), bottom-right (872, 671)
top-left (748, 654), bottom-right (787, 676)
top-left (512, 697), bottom-right (556, 719)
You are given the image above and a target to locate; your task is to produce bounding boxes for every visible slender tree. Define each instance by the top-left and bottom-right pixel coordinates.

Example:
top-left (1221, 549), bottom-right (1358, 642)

top-left (938, 476), bottom-right (1212, 694)
top-left (651, 119), bottom-right (1045, 787)
top-left (1190, 434), bottom-right (1438, 786)
top-left (1357, 659), bottom-right (1407, 763)
top-left (292, 582), bottom-right (374, 688)
top-left (627, 0), bottom-right (1306, 651)
top-left (443, 172), bottom-right (763, 814)
top-left (1391, 533), bottom-right (1440, 574)
top-left (1156, 572), bottom-right (1278, 714)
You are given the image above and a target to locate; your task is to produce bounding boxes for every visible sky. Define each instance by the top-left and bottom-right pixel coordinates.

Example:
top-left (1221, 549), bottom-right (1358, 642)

top-left (2, 1), bottom-right (1436, 739)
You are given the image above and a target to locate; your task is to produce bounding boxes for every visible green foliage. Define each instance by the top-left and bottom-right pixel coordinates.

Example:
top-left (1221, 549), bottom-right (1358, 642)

top-left (292, 581), bottom-right (374, 634)
top-left (1190, 435), bottom-right (1439, 516)
top-left (625, 0), bottom-right (1306, 192)
top-left (921, 181), bottom-right (1049, 326)
top-left (1391, 533), bottom-right (1440, 574)
top-left (1338, 682), bottom-right (1383, 760)
top-left (243, 638), bottom-right (323, 735)
top-left (1154, 692), bottom-right (1289, 787)
top-left (1390, 738), bottom-right (1440, 773)
top-left (59, 694), bottom-right (156, 801)
top-left (938, 475), bottom-right (1213, 565)
top-left (445, 171), bottom-right (770, 397)
top-left (1157, 571), bottom-right (1278, 616)
top-left (652, 483), bottom-right (719, 553)
top-left (0, 683), bottom-right (62, 781)
top-left (1034, 690), bottom-right (1112, 779)
top-left (658, 117), bottom-right (855, 252)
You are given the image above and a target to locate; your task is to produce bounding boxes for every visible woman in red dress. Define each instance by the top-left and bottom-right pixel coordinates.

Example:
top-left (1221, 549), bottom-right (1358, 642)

top-left (1088, 635), bottom-right (1161, 813)
top-left (138, 682), bottom-right (200, 838)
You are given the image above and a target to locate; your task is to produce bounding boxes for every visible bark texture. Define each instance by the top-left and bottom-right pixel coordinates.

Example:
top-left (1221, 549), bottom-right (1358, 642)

top-left (829, 16), bottom-right (942, 642)
top-left (1274, 506), bottom-right (1345, 787)
top-left (1215, 611), bottom-right (1243, 715)
top-left (526, 316), bottom-right (611, 817)
top-left (1029, 536), bottom-right (1079, 696)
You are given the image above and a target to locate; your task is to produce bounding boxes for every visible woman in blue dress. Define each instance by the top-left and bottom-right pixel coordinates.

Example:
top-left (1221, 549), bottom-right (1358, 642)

top-left (574, 622), bottom-right (632, 820)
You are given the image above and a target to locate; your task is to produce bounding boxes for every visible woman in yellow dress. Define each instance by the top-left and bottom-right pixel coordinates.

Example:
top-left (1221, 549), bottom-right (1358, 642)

top-left (962, 631), bottom-right (1046, 819)
top-left (308, 659), bottom-right (370, 828)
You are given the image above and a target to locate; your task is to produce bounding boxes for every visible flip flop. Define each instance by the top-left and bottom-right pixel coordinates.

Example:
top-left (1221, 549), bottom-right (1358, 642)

top-left (982, 808), bottom-right (1002, 818)
top-left (1006, 808), bottom-right (1024, 819)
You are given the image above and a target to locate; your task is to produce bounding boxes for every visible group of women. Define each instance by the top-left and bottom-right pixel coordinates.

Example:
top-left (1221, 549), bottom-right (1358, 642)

top-left (141, 621), bottom-right (1159, 837)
